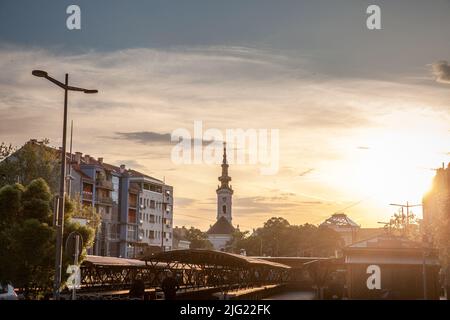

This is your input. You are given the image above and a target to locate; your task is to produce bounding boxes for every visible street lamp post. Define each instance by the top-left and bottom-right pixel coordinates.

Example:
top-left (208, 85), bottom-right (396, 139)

top-left (32, 70), bottom-right (97, 300)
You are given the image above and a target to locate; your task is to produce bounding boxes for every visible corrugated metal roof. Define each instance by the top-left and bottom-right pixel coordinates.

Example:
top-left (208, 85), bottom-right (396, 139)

top-left (142, 249), bottom-right (291, 269)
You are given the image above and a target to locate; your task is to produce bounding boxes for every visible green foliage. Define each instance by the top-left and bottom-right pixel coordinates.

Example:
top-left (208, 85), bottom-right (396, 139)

top-left (65, 194), bottom-right (101, 230)
top-left (0, 140), bottom-right (60, 192)
top-left (227, 217), bottom-right (342, 257)
top-left (0, 179), bottom-right (95, 297)
top-left (185, 227), bottom-right (213, 249)
top-left (22, 178), bottom-right (53, 223)
top-left (0, 183), bottom-right (24, 224)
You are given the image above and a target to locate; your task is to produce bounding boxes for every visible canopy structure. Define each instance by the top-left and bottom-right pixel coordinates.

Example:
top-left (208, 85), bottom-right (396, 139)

top-left (84, 255), bottom-right (147, 267)
top-left (142, 249), bottom-right (291, 270)
top-left (78, 251), bottom-right (290, 295)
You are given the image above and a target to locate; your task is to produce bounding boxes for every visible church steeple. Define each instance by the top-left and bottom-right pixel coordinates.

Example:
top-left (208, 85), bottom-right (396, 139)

top-left (218, 142), bottom-right (232, 190)
top-left (216, 141), bottom-right (233, 223)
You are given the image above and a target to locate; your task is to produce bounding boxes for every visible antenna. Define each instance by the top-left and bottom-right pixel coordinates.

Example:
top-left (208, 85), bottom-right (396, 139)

top-left (67, 120), bottom-right (74, 195)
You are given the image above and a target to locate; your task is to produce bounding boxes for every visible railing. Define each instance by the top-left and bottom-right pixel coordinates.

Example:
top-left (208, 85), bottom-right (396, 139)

top-left (96, 179), bottom-right (113, 189)
top-left (96, 195), bottom-right (114, 205)
top-left (82, 191), bottom-right (93, 200)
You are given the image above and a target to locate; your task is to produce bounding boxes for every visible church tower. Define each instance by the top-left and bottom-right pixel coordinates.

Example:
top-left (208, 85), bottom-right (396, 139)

top-left (216, 142), bottom-right (233, 223)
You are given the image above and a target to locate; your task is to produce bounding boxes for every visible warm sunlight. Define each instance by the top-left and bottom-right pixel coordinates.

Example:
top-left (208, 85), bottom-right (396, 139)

top-left (326, 116), bottom-right (449, 219)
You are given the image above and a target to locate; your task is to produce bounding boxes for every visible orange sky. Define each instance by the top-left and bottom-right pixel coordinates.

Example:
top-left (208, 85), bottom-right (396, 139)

top-left (1, 47), bottom-right (450, 231)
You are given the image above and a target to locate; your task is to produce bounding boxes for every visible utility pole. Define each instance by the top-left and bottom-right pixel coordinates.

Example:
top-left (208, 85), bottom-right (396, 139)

top-left (389, 202), bottom-right (422, 233)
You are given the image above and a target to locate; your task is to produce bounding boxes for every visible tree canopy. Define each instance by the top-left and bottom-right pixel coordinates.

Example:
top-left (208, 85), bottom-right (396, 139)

top-left (226, 217), bottom-right (342, 257)
top-left (0, 178), bottom-right (95, 298)
top-left (184, 227), bottom-right (213, 250)
top-left (0, 140), bottom-right (60, 192)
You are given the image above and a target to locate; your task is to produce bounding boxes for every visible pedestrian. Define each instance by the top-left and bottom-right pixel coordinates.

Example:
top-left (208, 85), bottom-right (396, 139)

top-left (161, 271), bottom-right (179, 300)
top-left (129, 278), bottom-right (145, 300)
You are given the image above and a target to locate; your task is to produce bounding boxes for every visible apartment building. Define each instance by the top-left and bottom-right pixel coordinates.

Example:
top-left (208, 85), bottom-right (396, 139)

top-left (67, 151), bottom-right (174, 258)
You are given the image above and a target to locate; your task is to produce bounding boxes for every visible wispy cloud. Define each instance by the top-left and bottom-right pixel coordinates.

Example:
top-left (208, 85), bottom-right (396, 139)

top-left (115, 131), bottom-right (171, 144)
top-left (432, 60), bottom-right (450, 84)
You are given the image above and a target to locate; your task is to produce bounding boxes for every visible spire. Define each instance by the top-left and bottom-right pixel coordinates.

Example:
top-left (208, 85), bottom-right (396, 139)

top-left (218, 141), bottom-right (232, 190)
top-left (222, 141), bottom-right (227, 165)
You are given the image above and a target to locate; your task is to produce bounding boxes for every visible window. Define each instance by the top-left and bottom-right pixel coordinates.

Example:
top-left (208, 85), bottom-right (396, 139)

top-left (149, 230), bottom-right (155, 239)
top-left (222, 205), bottom-right (226, 214)
top-left (149, 214), bottom-right (155, 223)
top-left (127, 225), bottom-right (136, 241)
top-left (149, 184), bottom-right (162, 193)
top-left (150, 200), bottom-right (156, 209)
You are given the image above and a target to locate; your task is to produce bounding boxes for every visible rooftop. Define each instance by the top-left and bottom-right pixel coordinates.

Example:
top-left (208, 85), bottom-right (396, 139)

top-left (320, 213), bottom-right (360, 228)
top-left (207, 216), bottom-right (235, 235)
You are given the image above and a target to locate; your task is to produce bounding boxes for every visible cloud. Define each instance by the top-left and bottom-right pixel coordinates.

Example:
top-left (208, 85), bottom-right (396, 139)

top-left (115, 131), bottom-right (171, 144)
top-left (233, 195), bottom-right (324, 216)
top-left (298, 168), bottom-right (315, 177)
top-left (113, 131), bottom-right (214, 146)
top-left (432, 61), bottom-right (450, 84)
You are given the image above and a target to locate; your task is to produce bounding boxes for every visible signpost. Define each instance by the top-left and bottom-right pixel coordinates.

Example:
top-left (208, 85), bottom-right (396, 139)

top-left (65, 231), bottom-right (83, 300)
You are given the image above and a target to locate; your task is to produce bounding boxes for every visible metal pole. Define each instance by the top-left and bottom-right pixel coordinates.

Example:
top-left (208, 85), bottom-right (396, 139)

top-left (422, 242), bottom-right (428, 300)
top-left (72, 234), bottom-right (79, 300)
top-left (68, 120), bottom-right (73, 196)
top-left (161, 203), bottom-right (164, 252)
top-left (53, 73), bottom-right (68, 300)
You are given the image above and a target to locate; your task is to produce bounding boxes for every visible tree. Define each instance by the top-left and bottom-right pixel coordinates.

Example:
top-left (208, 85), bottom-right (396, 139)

top-left (185, 227), bottom-right (213, 250)
top-left (0, 183), bottom-right (24, 225)
top-left (0, 142), bottom-right (16, 161)
top-left (0, 140), bottom-right (60, 192)
top-left (228, 217), bottom-right (342, 257)
top-left (226, 229), bottom-right (250, 253)
top-left (0, 178), bottom-right (95, 298)
top-left (384, 209), bottom-right (421, 241)
top-left (67, 194), bottom-right (101, 230)
top-left (258, 217), bottom-right (290, 256)
top-left (22, 178), bottom-right (53, 223)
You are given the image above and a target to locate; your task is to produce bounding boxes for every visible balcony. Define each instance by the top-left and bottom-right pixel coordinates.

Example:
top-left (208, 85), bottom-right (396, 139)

top-left (82, 191), bottom-right (93, 201)
top-left (95, 195), bottom-right (114, 206)
top-left (96, 179), bottom-right (113, 190)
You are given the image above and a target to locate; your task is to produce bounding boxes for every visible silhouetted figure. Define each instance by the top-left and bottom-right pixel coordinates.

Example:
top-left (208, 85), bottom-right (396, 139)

top-left (161, 271), bottom-right (179, 300)
top-left (129, 278), bottom-right (145, 300)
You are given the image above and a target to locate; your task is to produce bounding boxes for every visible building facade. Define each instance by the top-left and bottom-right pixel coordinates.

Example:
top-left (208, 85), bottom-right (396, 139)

top-left (423, 162), bottom-right (450, 227)
top-left (66, 150), bottom-right (174, 258)
top-left (207, 143), bottom-right (235, 251)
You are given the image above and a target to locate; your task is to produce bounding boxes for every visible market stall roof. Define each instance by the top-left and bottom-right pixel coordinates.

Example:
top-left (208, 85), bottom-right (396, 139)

top-left (84, 255), bottom-right (147, 267)
top-left (142, 249), bottom-right (291, 269)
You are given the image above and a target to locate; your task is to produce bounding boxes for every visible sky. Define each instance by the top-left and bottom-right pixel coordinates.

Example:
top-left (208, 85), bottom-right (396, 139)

top-left (1, 0), bottom-right (450, 230)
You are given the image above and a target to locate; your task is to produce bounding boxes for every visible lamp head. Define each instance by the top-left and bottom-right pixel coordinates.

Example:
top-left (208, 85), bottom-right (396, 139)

top-left (32, 70), bottom-right (48, 78)
top-left (84, 89), bottom-right (98, 94)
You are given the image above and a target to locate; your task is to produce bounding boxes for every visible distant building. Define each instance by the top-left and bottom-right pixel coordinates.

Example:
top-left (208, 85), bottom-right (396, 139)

top-left (173, 226), bottom-right (191, 250)
top-left (9, 139), bottom-right (174, 258)
top-left (423, 162), bottom-right (450, 227)
top-left (320, 213), bottom-right (384, 247)
top-left (207, 143), bottom-right (235, 251)
top-left (320, 213), bottom-right (360, 246)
